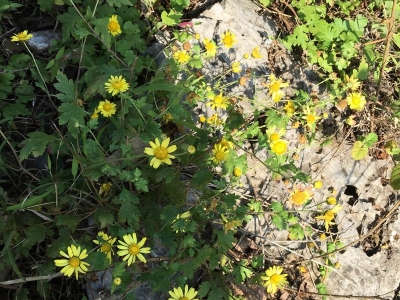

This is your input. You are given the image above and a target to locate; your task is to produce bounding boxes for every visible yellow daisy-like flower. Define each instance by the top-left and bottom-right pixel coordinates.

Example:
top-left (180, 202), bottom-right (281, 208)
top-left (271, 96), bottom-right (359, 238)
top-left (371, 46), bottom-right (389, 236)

top-left (231, 61), bottom-right (242, 73)
top-left (261, 266), bottom-right (288, 294)
top-left (220, 138), bottom-right (234, 149)
top-left (97, 100), bottom-right (116, 117)
top-left (11, 30), bottom-right (33, 42)
top-left (93, 231), bottom-right (117, 263)
top-left (326, 196), bottom-right (337, 205)
top-left (91, 109), bottom-right (99, 120)
top-left (270, 139), bottom-right (288, 156)
top-left (346, 92), bottom-right (366, 111)
top-left (207, 114), bottom-right (223, 127)
top-left (203, 38), bottom-right (217, 57)
top-left (345, 74), bottom-right (361, 91)
top-left (211, 143), bottom-right (229, 164)
top-left (105, 75), bottom-right (129, 96)
top-left (264, 74), bottom-right (289, 102)
top-left (284, 101), bottom-right (295, 117)
top-left (173, 50), bottom-right (190, 64)
top-left (289, 184), bottom-right (313, 206)
top-left (108, 15), bottom-right (122, 36)
top-left (221, 30), bottom-right (237, 49)
top-left (99, 182), bottom-right (112, 195)
top-left (144, 137), bottom-right (177, 169)
top-left (54, 245), bottom-right (90, 280)
top-left (233, 167), bottom-right (242, 177)
top-left (117, 233), bottom-right (151, 266)
top-left (199, 115), bottom-right (206, 123)
top-left (251, 46), bottom-right (262, 58)
top-left (187, 145), bottom-right (196, 154)
top-left (168, 284), bottom-right (198, 300)
top-left (302, 106), bottom-right (320, 129)
top-left (266, 126), bottom-right (286, 143)
top-left (207, 93), bottom-right (229, 110)
top-left (315, 204), bottom-right (342, 231)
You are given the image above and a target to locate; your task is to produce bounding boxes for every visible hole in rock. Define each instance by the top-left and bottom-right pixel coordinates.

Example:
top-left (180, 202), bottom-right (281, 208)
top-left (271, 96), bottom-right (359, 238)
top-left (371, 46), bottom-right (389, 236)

top-left (344, 185), bottom-right (358, 199)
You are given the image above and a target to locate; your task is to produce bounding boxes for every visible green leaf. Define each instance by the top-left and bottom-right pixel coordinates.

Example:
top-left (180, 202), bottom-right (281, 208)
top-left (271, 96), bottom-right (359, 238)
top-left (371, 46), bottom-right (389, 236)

top-left (55, 214), bottom-right (80, 231)
top-left (54, 71), bottom-right (75, 102)
top-left (37, 0), bottom-right (54, 11)
top-left (351, 141), bottom-right (368, 160)
top-left (216, 230), bottom-right (236, 251)
top-left (232, 260), bottom-right (253, 283)
top-left (93, 206), bottom-right (115, 228)
top-left (270, 201), bottom-right (284, 213)
top-left (390, 164), bottom-right (400, 190)
top-left (357, 58), bottom-right (369, 80)
top-left (159, 10), bottom-right (182, 27)
top-left (6, 189), bottom-right (53, 211)
top-left (106, 0), bottom-right (133, 6)
top-left (272, 213), bottom-right (288, 230)
top-left (58, 102), bottom-right (86, 138)
top-left (87, 251), bottom-right (110, 270)
top-left (363, 132), bottom-right (378, 147)
top-left (288, 224), bottom-right (304, 240)
top-left (23, 224), bottom-right (53, 249)
top-left (19, 132), bottom-right (56, 161)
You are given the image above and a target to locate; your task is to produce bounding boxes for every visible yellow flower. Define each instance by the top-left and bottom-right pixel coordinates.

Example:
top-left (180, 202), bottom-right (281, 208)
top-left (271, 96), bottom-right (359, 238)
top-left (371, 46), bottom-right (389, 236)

top-left (231, 61), bottom-right (242, 73)
top-left (187, 145), bottom-right (196, 154)
top-left (173, 50), bottom-right (190, 64)
top-left (320, 233), bottom-right (327, 241)
top-left (233, 167), bottom-right (242, 177)
top-left (211, 143), bottom-right (229, 164)
top-left (54, 245), bottom-right (90, 280)
top-left (266, 126), bottom-right (286, 143)
top-left (302, 106), bottom-right (320, 129)
top-left (11, 30), bottom-right (33, 42)
top-left (326, 196), bottom-right (337, 205)
top-left (168, 284), bottom-right (198, 300)
top-left (251, 46), bottom-right (262, 58)
top-left (199, 115), bottom-right (206, 123)
top-left (219, 138), bottom-right (234, 149)
top-left (144, 137), bottom-right (177, 169)
top-left (345, 74), bottom-right (361, 91)
top-left (194, 33), bottom-right (200, 40)
top-left (105, 75), bottom-right (129, 96)
top-left (93, 231), bottom-right (117, 263)
top-left (289, 184), bottom-right (313, 206)
top-left (261, 266), bottom-right (288, 294)
top-left (243, 53), bottom-right (249, 59)
top-left (264, 74), bottom-right (289, 102)
top-left (113, 277), bottom-right (122, 285)
top-left (97, 100), bottom-right (116, 117)
top-left (207, 114), bottom-right (223, 126)
top-left (207, 93), bottom-right (229, 110)
top-left (117, 233), bottom-right (151, 266)
top-left (313, 180), bottom-right (323, 189)
top-left (99, 182), bottom-right (112, 195)
top-left (91, 109), bottom-right (99, 120)
top-left (346, 92), bottom-right (366, 111)
top-left (203, 38), bottom-right (217, 57)
top-left (270, 139), bottom-right (288, 156)
top-left (284, 101), bottom-right (295, 117)
top-left (315, 204), bottom-right (342, 231)
top-left (108, 15), bottom-right (122, 36)
top-left (221, 30), bottom-right (237, 49)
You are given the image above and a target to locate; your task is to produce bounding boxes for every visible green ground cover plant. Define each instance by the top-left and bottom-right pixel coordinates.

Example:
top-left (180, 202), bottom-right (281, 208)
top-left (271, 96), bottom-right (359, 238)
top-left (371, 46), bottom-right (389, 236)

top-left (0, 0), bottom-right (400, 299)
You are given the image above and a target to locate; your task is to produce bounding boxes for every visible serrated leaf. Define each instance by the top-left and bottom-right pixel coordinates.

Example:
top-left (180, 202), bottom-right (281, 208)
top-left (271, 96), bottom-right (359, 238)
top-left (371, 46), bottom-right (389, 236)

top-left (288, 224), bottom-right (304, 240)
top-left (58, 102), bottom-right (86, 138)
top-left (106, 0), bottom-right (133, 6)
top-left (54, 71), bottom-right (75, 102)
top-left (351, 141), bottom-right (368, 160)
top-left (23, 224), bottom-right (53, 249)
top-left (94, 206), bottom-right (114, 228)
top-left (270, 201), bottom-right (284, 213)
top-left (19, 132), bottom-right (56, 161)
top-left (232, 260), bottom-right (253, 283)
top-left (390, 164), bottom-right (400, 190)
top-left (272, 214), bottom-right (287, 230)
top-left (363, 132), bottom-right (378, 147)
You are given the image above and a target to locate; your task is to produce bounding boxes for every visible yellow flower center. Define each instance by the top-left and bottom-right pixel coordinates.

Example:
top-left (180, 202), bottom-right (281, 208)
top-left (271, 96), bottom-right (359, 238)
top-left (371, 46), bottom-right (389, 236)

top-left (270, 133), bottom-right (280, 141)
top-left (214, 95), bottom-right (223, 104)
top-left (128, 244), bottom-right (140, 255)
top-left (108, 21), bottom-right (119, 32)
top-left (103, 103), bottom-right (112, 112)
top-left (215, 150), bottom-right (226, 161)
top-left (223, 36), bottom-right (233, 45)
top-left (351, 95), bottom-right (360, 105)
top-left (17, 33), bottom-right (26, 39)
top-left (100, 242), bottom-right (111, 253)
top-left (69, 256), bottom-right (80, 268)
top-left (292, 191), bottom-right (307, 205)
top-left (112, 80), bottom-right (123, 89)
top-left (114, 277), bottom-right (122, 285)
top-left (270, 82), bottom-right (281, 92)
top-left (270, 274), bottom-right (281, 285)
top-left (324, 211), bottom-right (335, 221)
top-left (307, 114), bottom-right (316, 124)
top-left (273, 141), bottom-right (287, 154)
top-left (233, 167), bottom-right (242, 177)
top-left (154, 147), bottom-right (168, 160)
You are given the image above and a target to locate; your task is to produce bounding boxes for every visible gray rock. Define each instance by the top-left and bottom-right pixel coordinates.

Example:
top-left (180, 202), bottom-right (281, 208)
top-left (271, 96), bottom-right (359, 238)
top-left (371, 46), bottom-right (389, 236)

top-left (26, 30), bottom-right (61, 53)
